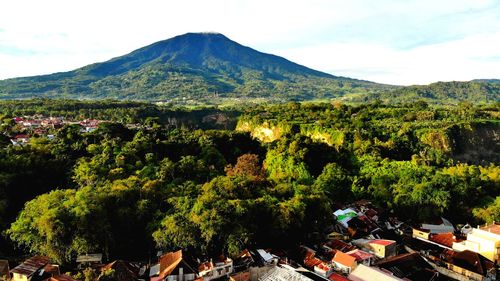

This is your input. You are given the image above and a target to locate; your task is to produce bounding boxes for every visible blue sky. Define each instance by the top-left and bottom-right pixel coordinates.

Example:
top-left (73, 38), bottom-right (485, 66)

top-left (0, 0), bottom-right (499, 85)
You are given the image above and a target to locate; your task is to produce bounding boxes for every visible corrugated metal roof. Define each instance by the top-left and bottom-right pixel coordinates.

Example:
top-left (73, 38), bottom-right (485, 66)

top-left (76, 253), bottom-right (102, 263)
top-left (10, 256), bottom-right (50, 277)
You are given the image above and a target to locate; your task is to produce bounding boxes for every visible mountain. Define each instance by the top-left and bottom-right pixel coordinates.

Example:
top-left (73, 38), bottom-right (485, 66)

top-left (0, 33), bottom-right (390, 103)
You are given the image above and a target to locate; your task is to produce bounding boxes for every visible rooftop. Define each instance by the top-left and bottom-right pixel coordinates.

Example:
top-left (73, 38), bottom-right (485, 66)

top-left (479, 222), bottom-right (500, 235)
top-left (333, 251), bottom-right (356, 268)
top-left (346, 249), bottom-right (374, 261)
top-left (10, 256), bottom-right (50, 277)
top-left (369, 239), bottom-right (396, 246)
top-left (259, 266), bottom-right (313, 281)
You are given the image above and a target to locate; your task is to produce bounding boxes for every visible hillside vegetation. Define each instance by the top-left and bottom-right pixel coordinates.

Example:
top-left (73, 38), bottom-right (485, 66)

top-left (0, 100), bottom-right (498, 263)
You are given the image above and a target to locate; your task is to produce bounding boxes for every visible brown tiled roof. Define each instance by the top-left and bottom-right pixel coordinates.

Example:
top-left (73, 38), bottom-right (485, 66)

top-left (429, 232), bottom-right (457, 248)
top-left (10, 256), bottom-right (50, 277)
top-left (479, 223), bottom-right (500, 235)
top-left (451, 250), bottom-right (494, 276)
top-left (333, 251), bottom-right (356, 268)
top-left (159, 250), bottom-right (183, 279)
top-left (324, 239), bottom-right (357, 252)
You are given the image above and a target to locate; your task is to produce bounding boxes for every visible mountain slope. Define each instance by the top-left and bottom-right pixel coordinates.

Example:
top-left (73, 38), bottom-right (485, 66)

top-left (350, 81), bottom-right (500, 104)
top-left (0, 33), bottom-right (390, 102)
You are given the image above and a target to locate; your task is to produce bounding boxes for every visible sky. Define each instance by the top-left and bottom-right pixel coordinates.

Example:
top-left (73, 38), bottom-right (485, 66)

top-left (0, 0), bottom-right (499, 85)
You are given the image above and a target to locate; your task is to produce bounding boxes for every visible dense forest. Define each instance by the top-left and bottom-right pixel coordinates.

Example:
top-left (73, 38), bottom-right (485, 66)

top-left (0, 100), bottom-right (498, 267)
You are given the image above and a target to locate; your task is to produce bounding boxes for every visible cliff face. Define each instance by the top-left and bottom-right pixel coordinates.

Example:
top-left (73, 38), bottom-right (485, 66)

top-left (418, 121), bottom-right (500, 164)
top-left (236, 120), bottom-right (345, 149)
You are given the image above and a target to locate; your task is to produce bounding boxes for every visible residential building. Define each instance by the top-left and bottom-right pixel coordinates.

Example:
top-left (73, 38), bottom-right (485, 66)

top-left (452, 223), bottom-right (500, 262)
top-left (376, 253), bottom-right (438, 281)
top-left (10, 256), bottom-right (50, 281)
top-left (345, 250), bottom-right (373, 266)
top-left (352, 239), bottom-right (397, 258)
top-left (150, 250), bottom-right (197, 281)
top-left (439, 250), bottom-right (496, 281)
top-left (332, 251), bottom-right (356, 274)
top-left (198, 257), bottom-right (233, 281)
top-left (313, 261), bottom-right (334, 278)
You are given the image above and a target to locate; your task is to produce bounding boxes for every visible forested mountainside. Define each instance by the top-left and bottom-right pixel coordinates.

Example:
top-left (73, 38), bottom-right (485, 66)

top-left (0, 33), bottom-right (389, 103)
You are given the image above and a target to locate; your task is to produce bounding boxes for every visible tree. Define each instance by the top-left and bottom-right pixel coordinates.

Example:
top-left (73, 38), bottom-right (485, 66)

top-left (225, 153), bottom-right (265, 180)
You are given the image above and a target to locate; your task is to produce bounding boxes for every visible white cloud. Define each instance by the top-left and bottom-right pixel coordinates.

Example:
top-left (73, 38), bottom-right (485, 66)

top-left (0, 0), bottom-right (499, 84)
top-left (276, 32), bottom-right (500, 85)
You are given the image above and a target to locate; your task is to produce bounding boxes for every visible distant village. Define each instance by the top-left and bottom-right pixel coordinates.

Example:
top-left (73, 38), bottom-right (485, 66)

top-left (6, 115), bottom-right (146, 146)
top-left (1, 200), bottom-right (499, 281)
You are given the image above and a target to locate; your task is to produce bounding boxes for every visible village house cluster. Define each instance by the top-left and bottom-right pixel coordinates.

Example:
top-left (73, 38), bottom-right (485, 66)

top-left (1, 200), bottom-right (498, 281)
top-left (8, 115), bottom-right (103, 145)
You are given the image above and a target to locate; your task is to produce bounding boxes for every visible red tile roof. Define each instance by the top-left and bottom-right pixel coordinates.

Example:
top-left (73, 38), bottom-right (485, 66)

top-left (304, 257), bottom-right (322, 268)
top-left (333, 251), bottom-right (357, 268)
top-left (346, 249), bottom-right (374, 262)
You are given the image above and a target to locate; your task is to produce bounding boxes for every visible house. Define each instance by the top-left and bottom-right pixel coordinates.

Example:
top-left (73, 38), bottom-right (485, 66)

top-left (42, 275), bottom-right (77, 281)
top-left (10, 134), bottom-right (30, 146)
top-left (376, 253), bottom-right (438, 281)
top-left (367, 240), bottom-right (397, 258)
top-left (347, 217), bottom-right (369, 238)
top-left (255, 250), bottom-right (278, 265)
top-left (150, 250), bottom-right (197, 281)
top-left (345, 250), bottom-right (373, 266)
top-left (232, 249), bottom-right (254, 272)
top-left (198, 256), bottom-right (233, 281)
top-left (348, 264), bottom-right (406, 281)
top-left (0, 260), bottom-right (10, 281)
top-left (441, 250), bottom-right (496, 281)
top-left (313, 261), bottom-right (334, 278)
top-left (352, 239), bottom-right (397, 258)
top-left (332, 251), bottom-right (356, 274)
top-left (452, 222), bottom-right (500, 262)
top-left (97, 260), bottom-right (140, 281)
top-left (334, 209), bottom-right (358, 228)
top-left (10, 256), bottom-right (50, 281)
